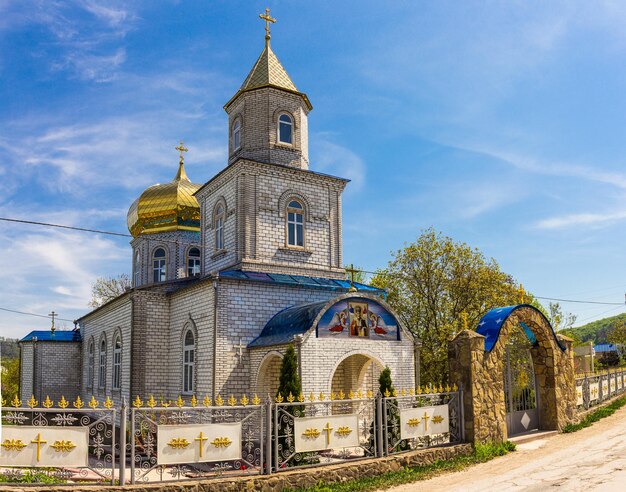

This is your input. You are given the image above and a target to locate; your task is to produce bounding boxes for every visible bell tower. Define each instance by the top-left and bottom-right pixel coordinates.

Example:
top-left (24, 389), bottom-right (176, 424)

top-left (224, 8), bottom-right (312, 170)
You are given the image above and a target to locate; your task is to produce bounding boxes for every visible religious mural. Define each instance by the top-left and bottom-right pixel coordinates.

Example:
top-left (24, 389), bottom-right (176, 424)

top-left (317, 298), bottom-right (400, 340)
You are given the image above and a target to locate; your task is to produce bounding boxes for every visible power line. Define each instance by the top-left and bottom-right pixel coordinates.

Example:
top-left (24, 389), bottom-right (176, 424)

top-left (3, 216), bottom-right (626, 308)
top-left (0, 307), bottom-right (74, 323)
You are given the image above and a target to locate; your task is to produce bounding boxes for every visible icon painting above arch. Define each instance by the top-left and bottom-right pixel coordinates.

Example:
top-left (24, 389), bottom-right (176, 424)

top-left (317, 298), bottom-right (400, 340)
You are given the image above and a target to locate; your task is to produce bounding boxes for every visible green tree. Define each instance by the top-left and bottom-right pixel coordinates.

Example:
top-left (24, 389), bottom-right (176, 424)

top-left (607, 320), bottom-right (626, 347)
top-left (547, 302), bottom-right (577, 332)
top-left (276, 344), bottom-right (301, 401)
top-left (1, 357), bottom-right (20, 398)
top-left (372, 228), bottom-right (520, 385)
top-left (89, 274), bottom-right (131, 308)
top-left (378, 366), bottom-right (394, 396)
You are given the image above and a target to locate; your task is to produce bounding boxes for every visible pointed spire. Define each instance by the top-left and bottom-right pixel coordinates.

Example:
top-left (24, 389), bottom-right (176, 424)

top-left (174, 141), bottom-right (190, 182)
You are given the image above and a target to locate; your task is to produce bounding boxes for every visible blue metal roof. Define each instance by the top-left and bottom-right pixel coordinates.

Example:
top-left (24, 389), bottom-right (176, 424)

top-left (594, 343), bottom-right (621, 353)
top-left (475, 304), bottom-right (565, 352)
top-left (248, 301), bottom-right (329, 348)
top-left (219, 270), bottom-right (385, 295)
top-left (20, 330), bottom-right (81, 342)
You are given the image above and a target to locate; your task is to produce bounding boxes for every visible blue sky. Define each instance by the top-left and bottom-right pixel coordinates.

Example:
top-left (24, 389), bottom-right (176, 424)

top-left (2, 0), bottom-right (626, 338)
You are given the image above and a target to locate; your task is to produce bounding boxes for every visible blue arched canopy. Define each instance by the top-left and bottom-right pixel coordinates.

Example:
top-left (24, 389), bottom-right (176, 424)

top-left (475, 304), bottom-right (566, 352)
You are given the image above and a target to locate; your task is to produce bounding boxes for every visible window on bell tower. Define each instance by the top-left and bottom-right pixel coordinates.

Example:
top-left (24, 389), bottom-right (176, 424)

top-left (287, 200), bottom-right (304, 247)
top-left (214, 204), bottom-right (225, 251)
top-left (232, 119), bottom-right (241, 151)
top-left (153, 248), bottom-right (166, 282)
top-left (278, 113), bottom-right (293, 145)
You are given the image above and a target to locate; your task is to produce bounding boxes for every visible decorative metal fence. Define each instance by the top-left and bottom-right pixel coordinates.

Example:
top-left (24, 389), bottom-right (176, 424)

top-left (1, 389), bottom-right (463, 486)
top-left (0, 395), bottom-right (116, 485)
top-left (383, 386), bottom-right (462, 455)
top-left (129, 395), bottom-right (264, 483)
top-left (576, 369), bottom-right (626, 410)
top-left (272, 391), bottom-right (377, 472)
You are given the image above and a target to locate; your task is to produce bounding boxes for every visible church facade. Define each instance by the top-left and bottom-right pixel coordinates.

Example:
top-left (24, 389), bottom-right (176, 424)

top-left (19, 22), bottom-right (417, 406)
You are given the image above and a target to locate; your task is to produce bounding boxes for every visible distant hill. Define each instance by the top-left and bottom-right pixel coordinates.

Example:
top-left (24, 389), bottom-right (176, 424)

top-left (560, 313), bottom-right (626, 345)
top-left (0, 337), bottom-right (20, 359)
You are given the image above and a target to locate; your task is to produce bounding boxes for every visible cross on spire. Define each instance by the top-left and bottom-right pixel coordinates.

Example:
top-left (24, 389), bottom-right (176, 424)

top-left (48, 311), bottom-right (57, 333)
top-left (518, 284), bottom-right (526, 304)
top-left (259, 8), bottom-right (276, 45)
top-left (175, 141), bottom-right (188, 164)
top-left (345, 264), bottom-right (359, 293)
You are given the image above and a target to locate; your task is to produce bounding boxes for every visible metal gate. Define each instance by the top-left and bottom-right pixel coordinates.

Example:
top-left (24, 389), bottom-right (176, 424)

top-left (504, 326), bottom-right (539, 436)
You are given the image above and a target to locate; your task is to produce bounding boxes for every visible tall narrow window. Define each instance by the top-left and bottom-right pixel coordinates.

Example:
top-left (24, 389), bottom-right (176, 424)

top-left (153, 248), bottom-right (166, 282)
top-left (112, 335), bottom-right (122, 390)
top-left (187, 247), bottom-right (201, 277)
top-left (278, 114), bottom-right (293, 144)
top-left (134, 251), bottom-right (141, 287)
top-left (87, 340), bottom-right (94, 388)
top-left (215, 205), bottom-right (224, 251)
top-left (232, 120), bottom-right (241, 150)
top-left (183, 330), bottom-right (195, 394)
top-left (287, 200), bottom-right (304, 247)
top-left (98, 338), bottom-right (106, 389)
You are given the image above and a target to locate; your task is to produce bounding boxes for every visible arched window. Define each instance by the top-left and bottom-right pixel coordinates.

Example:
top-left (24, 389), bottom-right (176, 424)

top-left (87, 340), bottom-right (94, 388)
top-left (287, 200), bottom-right (304, 247)
top-left (153, 248), bottom-right (166, 283)
top-left (232, 119), bottom-right (241, 150)
top-left (187, 247), bottom-right (201, 277)
top-left (278, 113), bottom-right (293, 145)
top-left (134, 251), bottom-right (141, 287)
top-left (183, 330), bottom-right (195, 394)
top-left (214, 205), bottom-right (225, 251)
top-left (98, 338), bottom-right (106, 389)
top-left (112, 335), bottom-right (122, 390)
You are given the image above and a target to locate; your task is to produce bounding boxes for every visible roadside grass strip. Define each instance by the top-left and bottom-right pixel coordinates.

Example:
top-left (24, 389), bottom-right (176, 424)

top-left (292, 441), bottom-right (516, 492)
top-left (563, 395), bottom-right (626, 433)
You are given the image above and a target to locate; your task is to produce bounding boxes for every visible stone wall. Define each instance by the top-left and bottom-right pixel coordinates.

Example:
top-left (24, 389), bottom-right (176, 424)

top-left (449, 305), bottom-right (577, 444)
top-left (0, 443), bottom-right (472, 492)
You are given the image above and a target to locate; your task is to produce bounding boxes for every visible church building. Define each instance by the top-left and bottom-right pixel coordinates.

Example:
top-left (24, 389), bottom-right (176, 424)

top-left (19, 13), bottom-right (417, 406)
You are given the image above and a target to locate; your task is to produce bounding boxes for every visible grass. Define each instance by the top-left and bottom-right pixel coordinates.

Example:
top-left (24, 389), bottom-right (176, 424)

top-left (290, 441), bottom-right (516, 492)
top-left (0, 469), bottom-right (65, 484)
top-left (563, 395), bottom-right (626, 433)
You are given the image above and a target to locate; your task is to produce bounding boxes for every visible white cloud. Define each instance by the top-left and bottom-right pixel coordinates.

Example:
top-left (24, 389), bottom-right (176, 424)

top-left (535, 211), bottom-right (626, 230)
top-left (312, 139), bottom-right (366, 192)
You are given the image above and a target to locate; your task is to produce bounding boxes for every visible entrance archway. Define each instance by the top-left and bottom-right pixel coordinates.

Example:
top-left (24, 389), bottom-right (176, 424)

top-left (449, 304), bottom-right (577, 443)
top-left (503, 325), bottom-right (539, 436)
top-left (330, 353), bottom-right (384, 397)
top-left (256, 352), bottom-right (282, 399)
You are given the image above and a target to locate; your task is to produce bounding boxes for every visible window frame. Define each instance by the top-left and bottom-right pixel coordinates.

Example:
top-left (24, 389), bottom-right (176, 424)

top-left (112, 334), bottom-right (122, 391)
top-left (98, 337), bottom-right (107, 390)
top-left (232, 118), bottom-right (241, 151)
top-left (134, 251), bottom-right (141, 287)
top-left (286, 199), bottom-right (305, 248)
top-left (152, 247), bottom-right (167, 283)
top-left (187, 247), bottom-right (201, 277)
top-left (182, 329), bottom-right (196, 395)
top-left (87, 339), bottom-right (94, 389)
top-left (278, 113), bottom-right (294, 145)
top-left (214, 204), bottom-right (225, 252)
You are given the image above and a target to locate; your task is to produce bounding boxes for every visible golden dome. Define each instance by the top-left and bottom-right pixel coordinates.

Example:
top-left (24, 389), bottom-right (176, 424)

top-left (127, 161), bottom-right (201, 237)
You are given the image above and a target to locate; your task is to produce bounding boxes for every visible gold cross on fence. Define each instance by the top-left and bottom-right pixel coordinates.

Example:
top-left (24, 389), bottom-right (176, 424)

top-left (175, 141), bottom-right (188, 164)
top-left (194, 431), bottom-right (208, 458)
top-left (31, 433), bottom-right (47, 462)
top-left (323, 422), bottom-right (333, 445)
top-left (259, 8), bottom-right (276, 43)
top-left (422, 412), bottom-right (430, 432)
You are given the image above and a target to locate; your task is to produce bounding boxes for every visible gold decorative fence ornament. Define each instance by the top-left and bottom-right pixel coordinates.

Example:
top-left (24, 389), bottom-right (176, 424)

top-left (302, 428), bottom-right (320, 439)
top-left (58, 396), bottom-right (69, 409)
top-left (27, 395), bottom-right (38, 408)
top-left (228, 395), bottom-right (237, 406)
top-left (1, 439), bottom-right (27, 451)
top-left (167, 438), bottom-right (190, 449)
top-left (51, 440), bottom-right (76, 453)
top-left (432, 415), bottom-right (444, 424)
top-left (210, 437), bottom-right (232, 448)
top-left (252, 394), bottom-right (261, 405)
top-left (336, 426), bottom-right (352, 437)
top-left (407, 418), bottom-right (421, 427)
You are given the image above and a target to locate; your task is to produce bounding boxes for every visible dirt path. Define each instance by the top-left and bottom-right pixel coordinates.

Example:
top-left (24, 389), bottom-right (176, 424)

top-left (385, 405), bottom-right (626, 491)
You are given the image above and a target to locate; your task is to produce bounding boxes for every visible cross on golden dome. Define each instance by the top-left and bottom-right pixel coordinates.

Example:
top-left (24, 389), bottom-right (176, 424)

top-left (259, 8), bottom-right (276, 44)
top-left (175, 141), bottom-right (188, 164)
